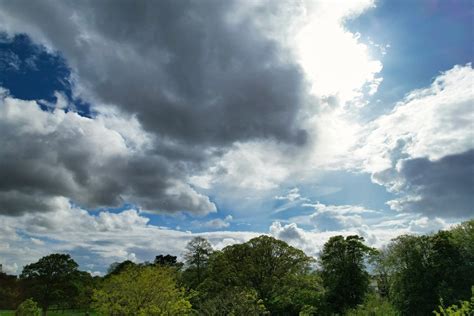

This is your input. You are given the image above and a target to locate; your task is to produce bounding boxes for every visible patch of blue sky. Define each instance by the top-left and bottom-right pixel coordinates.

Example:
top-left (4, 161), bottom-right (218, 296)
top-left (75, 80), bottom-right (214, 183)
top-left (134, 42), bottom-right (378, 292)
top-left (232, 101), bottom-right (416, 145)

top-left (347, 0), bottom-right (473, 119)
top-left (0, 33), bottom-right (93, 117)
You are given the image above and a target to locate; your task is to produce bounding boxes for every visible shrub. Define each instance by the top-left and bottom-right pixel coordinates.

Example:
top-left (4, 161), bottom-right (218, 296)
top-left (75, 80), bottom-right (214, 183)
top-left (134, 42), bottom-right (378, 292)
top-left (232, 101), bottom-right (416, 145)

top-left (15, 298), bottom-right (41, 316)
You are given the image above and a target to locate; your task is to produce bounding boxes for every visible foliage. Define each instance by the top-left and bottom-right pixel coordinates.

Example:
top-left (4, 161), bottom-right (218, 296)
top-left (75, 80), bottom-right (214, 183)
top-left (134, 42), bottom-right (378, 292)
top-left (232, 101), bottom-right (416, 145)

top-left (197, 287), bottom-right (268, 316)
top-left (92, 265), bottom-right (191, 315)
top-left (106, 260), bottom-right (137, 276)
top-left (0, 272), bottom-right (20, 310)
top-left (320, 235), bottom-right (375, 314)
top-left (20, 254), bottom-right (80, 313)
top-left (183, 237), bottom-right (213, 286)
top-left (269, 273), bottom-right (324, 315)
top-left (154, 254), bottom-right (182, 268)
top-left (345, 294), bottom-right (399, 316)
top-left (380, 221), bottom-right (474, 315)
top-left (15, 299), bottom-right (41, 316)
top-left (198, 235), bottom-right (318, 315)
top-left (433, 287), bottom-right (474, 316)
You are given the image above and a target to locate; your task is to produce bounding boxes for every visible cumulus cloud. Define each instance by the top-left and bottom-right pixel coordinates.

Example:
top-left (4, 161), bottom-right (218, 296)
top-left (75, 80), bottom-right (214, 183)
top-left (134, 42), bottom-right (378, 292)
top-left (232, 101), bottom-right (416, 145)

top-left (380, 150), bottom-right (474, 218)
top-left (0, 205), bottom-right (259, 274)
top-left (288, 202), bottom-right (379, 231)
top-left (350, 64), bottom-right (474, 217)
top-left (193, 215), bottom-right (233, 229)
top-left (0, 0), bottom-right (309, 147)
top-left (0, 91), bottom-right (216, 215)
top-left (0, 0), bottom-right (386, 219)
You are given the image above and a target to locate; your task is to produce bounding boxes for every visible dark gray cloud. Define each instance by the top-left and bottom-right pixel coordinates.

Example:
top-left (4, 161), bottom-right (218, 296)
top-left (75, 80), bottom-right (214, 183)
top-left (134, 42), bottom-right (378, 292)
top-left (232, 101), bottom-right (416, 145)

top-left (0, 0), bottom-right (308, 146)
top-left (0, 0), bottom-right (312, 216)
top-left (0, 97), bottom-right (215, 215)
top-left (374, 150), bottom-right (474, 218)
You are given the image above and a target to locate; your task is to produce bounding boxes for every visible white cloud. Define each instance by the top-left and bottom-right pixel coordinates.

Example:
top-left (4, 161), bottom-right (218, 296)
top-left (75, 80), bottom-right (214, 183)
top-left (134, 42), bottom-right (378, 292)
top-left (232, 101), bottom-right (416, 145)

top-left (353, 64), bottom-right (474, 173)
top-left (295, 0), bottom-right (382, 104)
top-left (347, 64), bottom-right (474, 217)
top-left (0, 205), bottom-right (260, 274)
top-left (193, 215), bottom-right (233, 229)
top-left (0, 91), bottom-right (216, 216)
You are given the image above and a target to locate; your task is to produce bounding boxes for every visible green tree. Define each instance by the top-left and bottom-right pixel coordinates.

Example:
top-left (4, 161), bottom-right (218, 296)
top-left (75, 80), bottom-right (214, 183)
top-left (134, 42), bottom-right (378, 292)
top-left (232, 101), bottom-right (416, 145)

top-left (346, 293), bottom-right (399, 316)
top-left (382, 222), bottom-right (474, 316)
top-left (15, 298), bottom-right (41, 316)
top-left (93, 265), bottom-right (191, 315)
top-left (199, 235), bottom-right (317, 315)
top-left (197, 287), bottom-right (269, 316)
top-left (434, 286), bottom-right (474, 316)
top-left (183, 237), bottom-right (213, 286)
top-left (320, 235), bottom-right (375, 314)
top-left (20, 253), bottom-right (80, 315)
top-left (106, 260), bottom-right (137, 276)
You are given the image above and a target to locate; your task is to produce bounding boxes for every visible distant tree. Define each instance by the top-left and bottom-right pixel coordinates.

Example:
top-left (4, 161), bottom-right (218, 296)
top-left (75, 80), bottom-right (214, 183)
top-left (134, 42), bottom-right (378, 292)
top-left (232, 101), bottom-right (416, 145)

top-left (154, 254), bottom-right (183, 268)
top-left (20, 253), bottom-right (80, 315)
top-left (183, 237), bottom-right (213, 285)
top-left (320, 235), bottom-right (375, 314)
top-left (93, 265), bottom-right (191, 315)
top-left (15, 298), bottom-right (41, 316)
top-left (106, 260), bottom-right (137, 276)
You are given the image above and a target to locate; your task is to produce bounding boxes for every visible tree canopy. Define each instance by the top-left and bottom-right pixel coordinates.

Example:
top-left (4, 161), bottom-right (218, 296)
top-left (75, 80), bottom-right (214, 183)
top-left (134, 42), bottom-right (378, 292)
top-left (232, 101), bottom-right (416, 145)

top-left (93, 265), bottom-right (191, 315)
top-left (320, 235), bottom-right (376, 314)
top-left (20, 253), bottom-right (80, 314)
top-left (1, 219), bottom-right (472, 316)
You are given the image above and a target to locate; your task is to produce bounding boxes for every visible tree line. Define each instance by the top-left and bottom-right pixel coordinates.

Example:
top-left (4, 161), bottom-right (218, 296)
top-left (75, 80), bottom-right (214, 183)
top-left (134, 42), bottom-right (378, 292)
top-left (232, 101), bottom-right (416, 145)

top-left (0, 219), bottom-right (472, 315)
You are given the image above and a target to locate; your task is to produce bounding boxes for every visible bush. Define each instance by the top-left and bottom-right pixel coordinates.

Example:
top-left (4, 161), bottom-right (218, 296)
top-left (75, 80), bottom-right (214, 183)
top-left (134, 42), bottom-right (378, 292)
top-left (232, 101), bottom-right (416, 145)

top-left (433, 287), bottom-right (474, 316)
top-left (15, 298), bottom-right (41, 316)
top-left (346, 294), bottom-right (399, 316)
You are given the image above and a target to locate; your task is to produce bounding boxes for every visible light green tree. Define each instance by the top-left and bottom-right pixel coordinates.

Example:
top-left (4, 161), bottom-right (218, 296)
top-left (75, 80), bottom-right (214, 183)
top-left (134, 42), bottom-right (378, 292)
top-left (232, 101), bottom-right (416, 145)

top-left (15, 298), bottom-right (41, 316)
top-left (93, 265), bottom-right (191, 315)
top-left (346, 294), bottom-right (400, 316)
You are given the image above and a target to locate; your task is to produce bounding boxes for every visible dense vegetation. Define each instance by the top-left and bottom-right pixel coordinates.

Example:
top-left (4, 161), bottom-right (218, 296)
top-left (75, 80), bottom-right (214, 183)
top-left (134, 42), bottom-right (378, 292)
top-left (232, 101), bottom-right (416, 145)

top-left (0, 220), bottom-right (472, 315)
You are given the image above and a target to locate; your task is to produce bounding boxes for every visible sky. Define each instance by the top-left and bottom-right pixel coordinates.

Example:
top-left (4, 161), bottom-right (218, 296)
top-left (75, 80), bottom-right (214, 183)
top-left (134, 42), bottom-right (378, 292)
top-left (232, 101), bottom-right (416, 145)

top-left (0, 0), bottom-right (472, 275)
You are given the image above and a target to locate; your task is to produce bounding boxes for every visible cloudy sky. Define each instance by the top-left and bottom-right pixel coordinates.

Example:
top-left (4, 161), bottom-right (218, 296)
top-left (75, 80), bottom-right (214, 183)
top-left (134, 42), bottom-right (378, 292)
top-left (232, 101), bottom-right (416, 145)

top-left (0, 0), bottom-right (472, 275)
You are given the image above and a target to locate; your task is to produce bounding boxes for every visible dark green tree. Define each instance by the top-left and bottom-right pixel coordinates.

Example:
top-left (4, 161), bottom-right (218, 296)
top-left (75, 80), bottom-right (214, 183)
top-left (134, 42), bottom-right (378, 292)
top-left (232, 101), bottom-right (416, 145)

top-left (154, 254), bottom-right (183, 269)
top-left (0, 270), bottom-right (20, 309)
top-left (106, 260), bottom-right (137, 277)
top-left (320, 235), bottom-right (375, 314)
top-left (19, 253), bottom-right (80, 315)
top-left (383, 222), bottom-right (474, 316)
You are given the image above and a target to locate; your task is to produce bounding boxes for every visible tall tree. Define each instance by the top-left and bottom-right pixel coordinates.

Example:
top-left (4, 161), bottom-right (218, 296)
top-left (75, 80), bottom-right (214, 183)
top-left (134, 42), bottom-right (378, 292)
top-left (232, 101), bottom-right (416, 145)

top-left (20, 253), bottom-right (80, 315)
top-left (184, 236), bottom-right (213, 285)
top-left (320, 235), bottom-right (375, 314)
